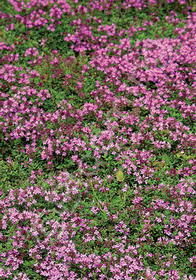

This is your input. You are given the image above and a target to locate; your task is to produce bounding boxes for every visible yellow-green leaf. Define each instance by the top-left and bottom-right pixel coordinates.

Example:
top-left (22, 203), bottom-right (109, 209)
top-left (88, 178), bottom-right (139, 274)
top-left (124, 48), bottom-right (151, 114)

top-left (176, 152), bottom-right (184, 158)
top-left (116, 169), bottom-right (125, 182)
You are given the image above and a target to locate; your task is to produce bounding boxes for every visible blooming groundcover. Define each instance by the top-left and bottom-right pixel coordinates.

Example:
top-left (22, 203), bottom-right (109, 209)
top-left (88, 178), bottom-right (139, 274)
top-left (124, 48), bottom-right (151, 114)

top-left (0, 0), bottom-right (196, 279)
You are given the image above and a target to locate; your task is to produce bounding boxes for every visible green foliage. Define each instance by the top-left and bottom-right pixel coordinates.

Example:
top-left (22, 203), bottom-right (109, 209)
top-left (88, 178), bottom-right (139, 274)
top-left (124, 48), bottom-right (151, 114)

top-left (116, 169), bottom-right (125, 182)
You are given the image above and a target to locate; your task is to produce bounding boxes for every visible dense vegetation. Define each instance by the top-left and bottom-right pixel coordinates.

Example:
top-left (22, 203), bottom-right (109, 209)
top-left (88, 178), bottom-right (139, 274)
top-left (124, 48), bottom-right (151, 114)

top-left (0, 0), bottom-right (196, 279)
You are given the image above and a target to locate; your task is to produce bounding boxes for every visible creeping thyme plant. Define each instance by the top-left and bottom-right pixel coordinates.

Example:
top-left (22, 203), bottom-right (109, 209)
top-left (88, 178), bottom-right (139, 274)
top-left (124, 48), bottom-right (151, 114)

top-left (0, 0), bottom-right (196, 279)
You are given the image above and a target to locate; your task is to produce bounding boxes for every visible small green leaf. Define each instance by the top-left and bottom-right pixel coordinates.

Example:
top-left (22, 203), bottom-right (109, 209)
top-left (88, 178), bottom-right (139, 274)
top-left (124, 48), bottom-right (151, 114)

top-left (116, 169), bottom-right (125, 182)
